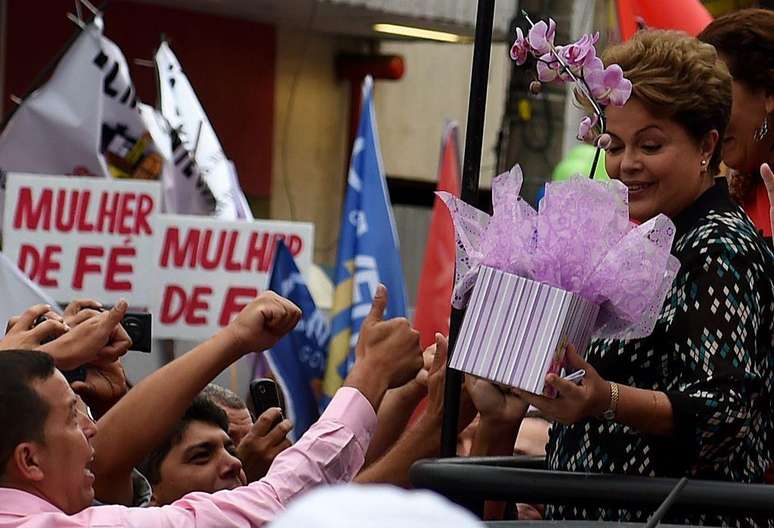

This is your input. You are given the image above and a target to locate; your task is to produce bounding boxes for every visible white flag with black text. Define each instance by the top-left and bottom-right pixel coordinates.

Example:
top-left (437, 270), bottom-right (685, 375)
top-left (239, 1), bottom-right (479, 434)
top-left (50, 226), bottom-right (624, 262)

top-left (155, 41), bottom-right (252, 220)
top-left (0, 17), bottom-right (170, 218)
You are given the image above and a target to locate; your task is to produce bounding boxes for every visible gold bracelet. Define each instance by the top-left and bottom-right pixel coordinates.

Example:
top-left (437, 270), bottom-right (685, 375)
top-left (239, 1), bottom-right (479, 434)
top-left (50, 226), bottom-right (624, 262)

top-left (602, 382), bottom-right (619, 421)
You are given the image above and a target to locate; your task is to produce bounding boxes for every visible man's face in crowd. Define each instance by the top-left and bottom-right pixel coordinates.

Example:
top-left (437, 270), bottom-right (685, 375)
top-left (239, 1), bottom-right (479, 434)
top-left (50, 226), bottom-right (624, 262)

top-left (220, 406), bottom-right (253, 446)
top-left (32, 371), bottom-right (97, 514)
top-left (151, 420), bottom-right (246, 506)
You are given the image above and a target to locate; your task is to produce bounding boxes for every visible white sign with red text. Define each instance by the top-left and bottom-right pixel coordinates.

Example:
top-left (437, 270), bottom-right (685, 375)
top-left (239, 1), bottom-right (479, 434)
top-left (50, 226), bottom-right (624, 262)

top-left (2, 173), bottom-right (160, 306)
top-left (2, 174), bottom-right (315, 340)
top-left (152, 215), bottom-right (312, 339)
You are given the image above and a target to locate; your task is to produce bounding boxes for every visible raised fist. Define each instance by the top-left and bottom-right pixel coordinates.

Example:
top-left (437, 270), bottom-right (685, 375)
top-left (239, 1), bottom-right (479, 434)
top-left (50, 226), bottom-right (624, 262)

top-left (223, 291), bottom-right (302, 355)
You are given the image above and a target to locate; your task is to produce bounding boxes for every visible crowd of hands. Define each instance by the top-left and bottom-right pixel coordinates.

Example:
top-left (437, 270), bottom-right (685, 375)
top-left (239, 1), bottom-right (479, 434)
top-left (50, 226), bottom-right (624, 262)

top-left (0, 283), bottom-right (619, 518)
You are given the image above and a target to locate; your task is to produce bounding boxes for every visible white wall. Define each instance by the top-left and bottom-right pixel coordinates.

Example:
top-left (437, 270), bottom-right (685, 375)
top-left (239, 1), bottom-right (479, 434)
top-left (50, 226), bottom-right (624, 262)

top-left (269, 26), bottom-right (358, 267)
top-left (374, 40), bottom-right (511, 187)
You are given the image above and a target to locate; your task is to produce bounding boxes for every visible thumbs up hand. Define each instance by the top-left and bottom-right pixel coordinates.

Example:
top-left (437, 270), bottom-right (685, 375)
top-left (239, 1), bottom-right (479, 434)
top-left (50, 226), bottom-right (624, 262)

top-left (761, 163), bottom-right (774, 238)
top-left (345, 284), bottom-right (423, 410)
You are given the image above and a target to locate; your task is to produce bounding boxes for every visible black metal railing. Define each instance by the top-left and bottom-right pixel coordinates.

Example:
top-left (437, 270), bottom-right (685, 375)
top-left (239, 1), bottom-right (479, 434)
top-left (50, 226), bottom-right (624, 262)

top-left (410, 456), bottom-right (774, 520)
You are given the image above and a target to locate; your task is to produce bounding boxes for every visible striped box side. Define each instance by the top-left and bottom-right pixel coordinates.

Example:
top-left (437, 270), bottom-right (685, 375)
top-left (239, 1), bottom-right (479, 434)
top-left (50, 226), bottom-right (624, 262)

top-left (451, 266), bottom-right (600, 392)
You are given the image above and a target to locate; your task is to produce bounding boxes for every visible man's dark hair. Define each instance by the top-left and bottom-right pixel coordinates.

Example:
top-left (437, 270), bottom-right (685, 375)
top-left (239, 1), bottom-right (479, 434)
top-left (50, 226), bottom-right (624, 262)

top-left (0, 350), bottom-right (56, 478)
top-left (139, 395), bottom-right (230, 485)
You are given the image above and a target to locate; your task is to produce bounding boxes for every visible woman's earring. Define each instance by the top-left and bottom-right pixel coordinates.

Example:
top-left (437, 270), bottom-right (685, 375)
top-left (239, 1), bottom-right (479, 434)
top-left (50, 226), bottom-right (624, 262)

top-left (754, 115), bottom-right (769, 143)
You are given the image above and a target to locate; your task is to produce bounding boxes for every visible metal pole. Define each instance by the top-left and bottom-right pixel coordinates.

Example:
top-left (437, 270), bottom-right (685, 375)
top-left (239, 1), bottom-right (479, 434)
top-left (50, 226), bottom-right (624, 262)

top-left (0, 0), bottom-right (7, 118)
top-left (441, 0), bottom-right (496, 458)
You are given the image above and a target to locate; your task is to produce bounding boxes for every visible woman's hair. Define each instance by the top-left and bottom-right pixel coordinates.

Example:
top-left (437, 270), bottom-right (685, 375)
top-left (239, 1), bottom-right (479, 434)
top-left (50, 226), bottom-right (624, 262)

top-left (698, 8), bottom-right (774, 95)
top-left (698, 8), bottom-right (774, 202)
top-left (601, 29), bottom-right (732, 175)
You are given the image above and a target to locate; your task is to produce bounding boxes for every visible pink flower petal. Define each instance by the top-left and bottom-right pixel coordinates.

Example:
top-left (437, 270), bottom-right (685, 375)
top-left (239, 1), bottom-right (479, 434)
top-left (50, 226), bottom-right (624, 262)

top-left (537, 53), bottom-right (561, 83)
top-left (510, 28), bottom-right (530, 65)
top-left (602, 64), bottom-right (624, 89)
top-left (584, 58), bottom-right (607, 99)
top-left (547, 18), bottom-right (557, 42)
top-left (608, 78), bottom-right (633, 107)
top-left (537, 61), bottom-right (557, 83)
top-left (528, 19), bottom-right (556, 55)
top-left (577, 116), bottom-right (593, 140)
top-left (585, 57), bottom-right (604, 75)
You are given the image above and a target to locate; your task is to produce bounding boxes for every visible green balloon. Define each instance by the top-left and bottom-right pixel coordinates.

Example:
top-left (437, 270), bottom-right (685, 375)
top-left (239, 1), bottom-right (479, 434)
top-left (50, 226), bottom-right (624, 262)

top-left (552, 145), bottom-right (608, 181)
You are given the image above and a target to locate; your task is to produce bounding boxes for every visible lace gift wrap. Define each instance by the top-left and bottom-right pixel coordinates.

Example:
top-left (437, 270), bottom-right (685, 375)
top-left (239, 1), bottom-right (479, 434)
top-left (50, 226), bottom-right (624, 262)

top-left (440, 165), bottom-right (680, 390)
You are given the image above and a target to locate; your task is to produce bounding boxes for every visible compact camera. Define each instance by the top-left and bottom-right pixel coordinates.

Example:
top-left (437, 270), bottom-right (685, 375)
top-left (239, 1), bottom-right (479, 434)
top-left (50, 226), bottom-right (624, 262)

top-left (34, 307), bottom-right (152, 352)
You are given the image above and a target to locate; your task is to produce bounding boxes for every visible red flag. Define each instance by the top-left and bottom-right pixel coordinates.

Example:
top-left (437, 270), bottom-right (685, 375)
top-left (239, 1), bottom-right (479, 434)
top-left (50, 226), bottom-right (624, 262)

top-left (414, 122), bottom-right (461, 349)
top-left (616, 0), bottom-right (712, 41)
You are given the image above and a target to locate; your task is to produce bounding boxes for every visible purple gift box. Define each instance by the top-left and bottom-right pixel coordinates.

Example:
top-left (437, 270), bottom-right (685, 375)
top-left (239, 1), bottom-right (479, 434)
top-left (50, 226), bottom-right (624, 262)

top-left (440, 165), bottom-right (680, 394)
top-left (451, 266), bottom-right (599, 394)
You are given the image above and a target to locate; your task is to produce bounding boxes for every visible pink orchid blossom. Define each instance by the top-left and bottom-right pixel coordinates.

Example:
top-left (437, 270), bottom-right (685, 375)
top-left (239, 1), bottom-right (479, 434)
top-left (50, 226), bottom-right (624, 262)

top-left (561, 32), bottom-right (599, 69)
top-left (510, 28), bottom-right (530, 65)
top-left (596, 133), bottom-right (612, 150)
top-left (585, 58), bottom-right (632, 107)
top-left (536, 52), bottom-right (562, 83)
top-left (577, 114), bottom-right (599, 141)
top-left (528, 18), bottom-right (556, 55)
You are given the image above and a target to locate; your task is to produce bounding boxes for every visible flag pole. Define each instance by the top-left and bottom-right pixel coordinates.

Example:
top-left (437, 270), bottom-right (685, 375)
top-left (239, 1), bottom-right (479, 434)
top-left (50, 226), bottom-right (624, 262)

top-left (440, 0), bottom-right (496, 458)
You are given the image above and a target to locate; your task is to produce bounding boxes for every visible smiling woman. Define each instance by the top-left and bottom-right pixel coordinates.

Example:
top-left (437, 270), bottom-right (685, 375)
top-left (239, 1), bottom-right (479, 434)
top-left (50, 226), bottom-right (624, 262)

top-left (699, 9), bottom-right (774, 240)
top-left (605, 98), bottom-right (717, 222)
top-left (539, 30), bottom-right (774, 528)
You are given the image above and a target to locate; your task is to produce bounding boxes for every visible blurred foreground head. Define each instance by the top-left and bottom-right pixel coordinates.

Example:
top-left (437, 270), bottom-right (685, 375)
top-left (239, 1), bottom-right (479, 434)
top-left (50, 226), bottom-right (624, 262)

top-left (269, 484), bottom-right (483, 528)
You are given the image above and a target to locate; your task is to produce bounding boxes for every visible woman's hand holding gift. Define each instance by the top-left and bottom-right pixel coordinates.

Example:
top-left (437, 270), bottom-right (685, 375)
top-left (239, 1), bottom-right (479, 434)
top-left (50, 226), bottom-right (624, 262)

top-left (515, 346), bottom-right (611, 425)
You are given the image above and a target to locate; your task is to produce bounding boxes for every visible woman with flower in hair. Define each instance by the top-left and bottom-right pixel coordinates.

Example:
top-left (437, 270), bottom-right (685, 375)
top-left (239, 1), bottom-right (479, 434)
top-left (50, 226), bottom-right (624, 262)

top-left (492, 28), bottom-right (774, 526)
top-left (699, 8), bottom-right (774, 242)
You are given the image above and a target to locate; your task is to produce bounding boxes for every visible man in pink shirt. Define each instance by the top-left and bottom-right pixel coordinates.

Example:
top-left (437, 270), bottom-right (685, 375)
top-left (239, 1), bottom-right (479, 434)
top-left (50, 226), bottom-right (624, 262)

top-left (0, 285), bottom-right (423, 527)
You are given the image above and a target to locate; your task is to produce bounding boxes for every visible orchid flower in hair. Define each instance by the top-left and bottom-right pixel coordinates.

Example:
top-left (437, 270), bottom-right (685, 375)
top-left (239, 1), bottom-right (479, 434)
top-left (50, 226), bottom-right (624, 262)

top-left (510, 13), bottom-right (632, 178)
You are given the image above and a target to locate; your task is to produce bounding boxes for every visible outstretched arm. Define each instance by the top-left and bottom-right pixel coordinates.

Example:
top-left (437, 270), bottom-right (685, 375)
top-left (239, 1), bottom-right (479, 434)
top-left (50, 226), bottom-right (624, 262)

top-left (92, 292), bottom-right (301, 505)
top-left (356, 334), bottom-right (476, 486)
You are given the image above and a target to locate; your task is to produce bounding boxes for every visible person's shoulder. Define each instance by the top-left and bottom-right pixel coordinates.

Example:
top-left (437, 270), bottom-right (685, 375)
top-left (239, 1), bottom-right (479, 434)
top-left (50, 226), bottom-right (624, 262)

top-left (676, 207), bottom-right (773, 265)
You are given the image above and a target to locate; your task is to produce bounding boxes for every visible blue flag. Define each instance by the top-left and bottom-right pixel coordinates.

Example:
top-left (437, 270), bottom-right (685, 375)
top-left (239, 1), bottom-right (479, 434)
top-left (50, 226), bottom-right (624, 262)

top-left (265, 241), bottom-right (329, 441)
top-left (322, 76), bottom-right (408, 400)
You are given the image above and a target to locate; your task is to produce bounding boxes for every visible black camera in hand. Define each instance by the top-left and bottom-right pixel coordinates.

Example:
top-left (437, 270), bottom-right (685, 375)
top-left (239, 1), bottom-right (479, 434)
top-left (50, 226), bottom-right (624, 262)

top-left (32, 315), bottom-right (58, 345)
top-left (119, 311), bottom-right (152, 353)
top-left (34, 307), bottom-right (153, 353)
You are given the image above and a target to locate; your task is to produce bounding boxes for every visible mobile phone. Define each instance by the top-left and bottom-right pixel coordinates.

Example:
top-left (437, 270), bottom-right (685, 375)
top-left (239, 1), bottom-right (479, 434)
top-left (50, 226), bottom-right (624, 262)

top-left (563, 368), bottom-right (586, 385)
top-left (94, 307), bottom-right (152, 353)
top-left (249, 378), bottom-right (283, 418)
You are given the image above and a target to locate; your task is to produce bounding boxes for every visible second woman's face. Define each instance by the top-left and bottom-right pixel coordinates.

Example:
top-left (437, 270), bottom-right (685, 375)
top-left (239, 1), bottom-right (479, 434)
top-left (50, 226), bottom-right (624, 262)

top-left (722, 79), bottom-right (772, 173)
top-left (605, 98), bottom-right (714, 223)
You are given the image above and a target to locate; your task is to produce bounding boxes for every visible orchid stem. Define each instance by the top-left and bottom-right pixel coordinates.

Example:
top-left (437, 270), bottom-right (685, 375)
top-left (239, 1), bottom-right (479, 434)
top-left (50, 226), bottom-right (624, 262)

top-left (521, 9), bottom-right (607, 180)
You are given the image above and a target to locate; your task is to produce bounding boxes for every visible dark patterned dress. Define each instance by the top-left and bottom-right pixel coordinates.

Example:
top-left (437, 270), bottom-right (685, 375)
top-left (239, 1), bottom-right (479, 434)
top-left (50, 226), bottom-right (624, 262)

top-left (545, 181), bottom-right (774, 527)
